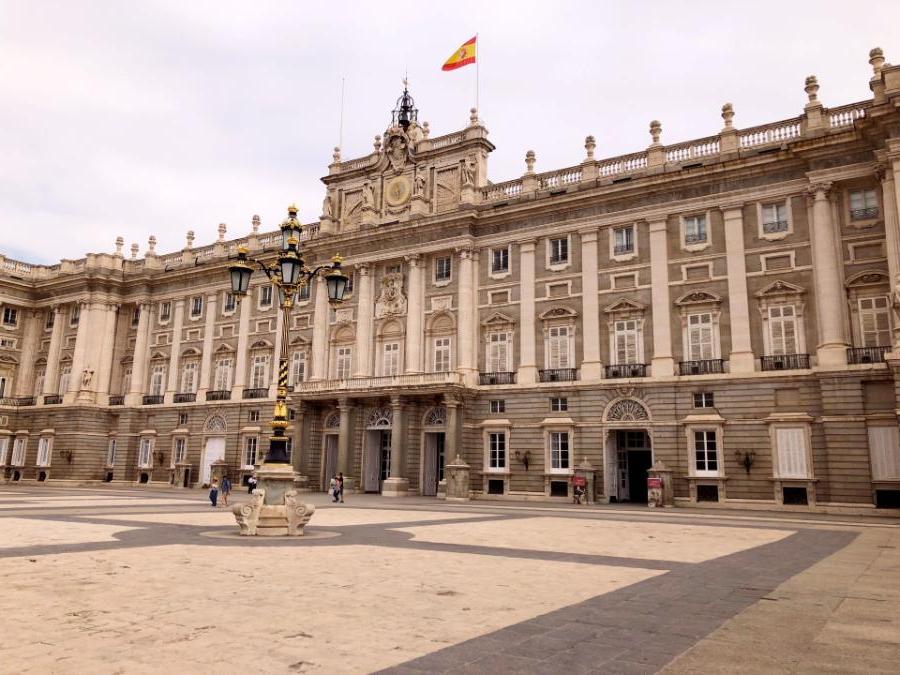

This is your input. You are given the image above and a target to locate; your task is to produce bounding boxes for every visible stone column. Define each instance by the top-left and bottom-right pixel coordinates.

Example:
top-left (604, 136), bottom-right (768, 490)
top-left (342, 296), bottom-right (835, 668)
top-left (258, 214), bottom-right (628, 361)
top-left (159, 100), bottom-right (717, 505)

top-left (14, 310), bottom-right (41, 397)
top-left (126, 302), bottom-right (151, 405)
top-left (336, 398), bottom-right (356, 491)
top-left (383, 395), bottom-right (408, 496)
top-left (519, 240), bottom-right (538, 383)
top-left (353, 263), bottom-right (374, 377)
top-left (579, 230), bottom-right (602, 380)
top-left (649, 219), bottom-right (675, 376)
top-left (723, 206), bottom-right (756, 372)
top-left (882, 160), bottom-right (900, 348)
top-left (95, 304), bottom-right (120, 398)
top-left (292, 402), bottom-right (307, 474)
top-left (311, 276), bottom-right (329, 380)
top-left (439, 395), bottom-right (460, 498)
top-left (197, 293), bottom-right (218, 394)
top-left (404, 254), bottom-right (425, 373)
top-left (456, 246), bottom-right (478, 385)
top-left (165, 299), bottom-right (185, 403)
top-left (42, 305), bottom-right (65, 401)
top-left (809, 183), bottom-right (848, 367)
top-left (232, 292), bottom-right (251, 395)
top-left (66, 300), bottom-right (93, 402)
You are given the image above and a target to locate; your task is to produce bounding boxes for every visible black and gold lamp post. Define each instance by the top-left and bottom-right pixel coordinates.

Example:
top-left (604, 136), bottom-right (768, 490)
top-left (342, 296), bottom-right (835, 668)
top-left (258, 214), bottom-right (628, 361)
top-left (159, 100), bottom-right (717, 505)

top-left (229, 204), bottom-right (349, 466)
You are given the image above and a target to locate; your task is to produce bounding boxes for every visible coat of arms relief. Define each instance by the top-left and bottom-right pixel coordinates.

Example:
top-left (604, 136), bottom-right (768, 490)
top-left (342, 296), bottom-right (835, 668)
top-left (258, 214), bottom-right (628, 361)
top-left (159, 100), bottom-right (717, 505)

top-left (374, 272), bottom-right (407, 318)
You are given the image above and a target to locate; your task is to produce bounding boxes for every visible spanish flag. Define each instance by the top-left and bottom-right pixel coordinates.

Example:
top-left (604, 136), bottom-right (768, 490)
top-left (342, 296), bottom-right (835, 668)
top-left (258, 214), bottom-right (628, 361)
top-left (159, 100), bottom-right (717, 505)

top-left (442, 36), bottom-right (477, 71)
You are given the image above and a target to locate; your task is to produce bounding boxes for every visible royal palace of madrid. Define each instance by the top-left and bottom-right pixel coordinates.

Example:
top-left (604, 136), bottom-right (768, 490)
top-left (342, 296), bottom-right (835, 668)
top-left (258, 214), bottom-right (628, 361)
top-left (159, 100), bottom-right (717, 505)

top-left (2, 49), bottom-right (900, 512)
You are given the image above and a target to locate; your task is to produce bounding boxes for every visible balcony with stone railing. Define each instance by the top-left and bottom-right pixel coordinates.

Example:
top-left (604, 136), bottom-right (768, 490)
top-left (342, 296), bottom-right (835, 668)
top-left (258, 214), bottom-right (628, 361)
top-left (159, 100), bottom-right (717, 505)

top-left (292, 371), bottom-right (464, 396)
top-left (205, 390), bottom-right (232, 401)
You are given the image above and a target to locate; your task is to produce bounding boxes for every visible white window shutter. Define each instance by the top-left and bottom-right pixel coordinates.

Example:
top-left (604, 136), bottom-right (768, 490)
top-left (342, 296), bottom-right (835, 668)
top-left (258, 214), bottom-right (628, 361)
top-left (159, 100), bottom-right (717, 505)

top-left (869, 426), bottom-right (900, 480)
top-left (776, 428), bottom-right (808, 478)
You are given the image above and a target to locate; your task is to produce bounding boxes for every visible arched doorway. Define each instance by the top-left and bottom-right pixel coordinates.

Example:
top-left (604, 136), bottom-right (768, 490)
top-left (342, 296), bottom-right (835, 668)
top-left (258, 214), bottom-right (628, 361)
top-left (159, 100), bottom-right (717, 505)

top-left (321, 410), bottom-right (341, 491)
top-left (603, 398), bottom-right (652, 503)
top-left (200, 414), bottom-right (227, 486)
top-left (363, 407), bottom-right (392, 493)
top-left (420, 406), bottom-right (447, 496)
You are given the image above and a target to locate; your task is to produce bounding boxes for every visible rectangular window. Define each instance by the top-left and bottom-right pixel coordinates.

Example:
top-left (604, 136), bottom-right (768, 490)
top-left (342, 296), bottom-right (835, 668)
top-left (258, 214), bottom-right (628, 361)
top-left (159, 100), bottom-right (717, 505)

top-left (491, 247), bottom-right (509, 274)
top-left (849, 189), bottom-right (878, 219)
top-left (131, 306), bottom-right (141, 327)
top-left (149, 365), bottom-right (165, 396)
top-left (550, 431), bottom-right (570, 470)
top-left (776, 427), bottom-right (808, 478)
top-left (178, 412), bottom-right (188, 425)
top-left (435, 256), bottom-right (452, 282)
top-left (0, 437), bottom-right (8, 466)
top-left (214, 358), bottom-right (232, 390)
top-left (180, 362), bottom-right (198, 393)
top-left (487, 332), bottom-right (511, 372)
top-left (693, 392), bottom-right (715, 408)
top-left (11, 438), bottom-right (26, 466)
top-left (550, 397), bottom-right (568, 412)
top-left (433, 337), bottom-right (451, 372)
top-left (190, 296), bottom-right (203, 318)
top-left (684, 214), bottom-right (707, 244)
top-left (159, 302), bottom-right (171, 322)
top-left (289, 351), bottom-right (307, 386)
top-left (58, 365), bottom-right (71, 395)
top-left (298, 283), bottom-right (311, 301)
top-left (687, 313), bottom-right (715, 360)
top-left (70, 304), bottom-right (80, 327)
top-left (336, 347), bottom-right (352, 379)
top-left (489, 399), bottom-right (505, 413)
top-left (45, 310), bottom-right (55, 330)
top-left (345, 272), bottom-right (354, 295)
top-left (768, 305), bottom-right (798, 355)
top-left (285, 436), bottom-right (293, 463)
top-left (859, 297), bottom-right (891, 347)
top-left (761, 202), bottom-right (789, 232)
top-left (36, 437), bottom-right (52, 467)
top-left (138, 438), bottom-right (153, 468)
top-left (173, 437), bottom-right (186, 466)
top-left (0, 376), bottom-right (6, 398)
top-left (382, 342), bottom-right (401, 376)
top-left (259, 286), bottom-right (273, 308)
top-left (386, 264), bottom-right (402, 275)
top-left (249, 410), bottom-right (260, 422)
top-left (106, 438), bottom-right (117, 467)
top-left (33, 369), bottom-right (44, 397)
top-left (869, 426), bottom-right (900, 480)
top-left (549, 237), bottom-right (569, 265)
top-left (223, 293), bottom-right (236, 313)
top-left (244, 436), bottom-right (258, 467)
top-left (614, 226), bottom-right (635, 254)
top-left (547, 325), bottom-right (571, 369)
top-left (120, 367), bottom-right (131, 396)
top-left (2, 307), bottom-right (18, 327)
top-left (614, 320), bottom-right (639, 364)
top-left (694, 430), bottom-right (718, 474)
top-left (250, 354), bottom-right (269, 389)
top-left (488, 432), bottom-right (507, 470)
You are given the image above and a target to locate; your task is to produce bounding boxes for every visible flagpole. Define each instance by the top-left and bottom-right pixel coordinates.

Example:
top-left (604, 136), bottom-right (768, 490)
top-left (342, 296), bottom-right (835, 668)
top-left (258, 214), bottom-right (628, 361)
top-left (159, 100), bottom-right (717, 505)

top-left (475, 32), bottom-right (480, 116)
top-left (339, 77), bottom-right (346, 149)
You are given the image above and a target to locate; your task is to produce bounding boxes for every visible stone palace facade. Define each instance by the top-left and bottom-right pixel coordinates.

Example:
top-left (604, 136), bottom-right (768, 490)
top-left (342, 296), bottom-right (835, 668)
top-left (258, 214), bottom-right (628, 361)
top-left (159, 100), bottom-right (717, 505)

top-left (2, 49), bottom-right (900, 511)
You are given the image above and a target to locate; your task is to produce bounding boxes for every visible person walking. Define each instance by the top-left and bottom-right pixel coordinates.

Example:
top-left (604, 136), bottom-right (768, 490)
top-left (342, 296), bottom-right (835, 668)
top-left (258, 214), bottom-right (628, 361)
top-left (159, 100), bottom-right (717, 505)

top-left (337, 472), bottom-right (345, 503)
top-left (247, 475), bottom-right (257, 494)
top-left (221, 476), bottom-right (232, 506)
top-left (329, 475), bottom-right (338, 502)
top-left (209, 478), bottom-right (219, 508)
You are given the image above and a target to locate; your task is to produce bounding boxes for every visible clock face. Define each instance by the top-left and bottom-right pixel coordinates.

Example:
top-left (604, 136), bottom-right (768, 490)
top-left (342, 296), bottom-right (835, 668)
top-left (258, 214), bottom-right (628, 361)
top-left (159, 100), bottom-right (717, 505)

top-left (384, 176), bottom-right (412, 207)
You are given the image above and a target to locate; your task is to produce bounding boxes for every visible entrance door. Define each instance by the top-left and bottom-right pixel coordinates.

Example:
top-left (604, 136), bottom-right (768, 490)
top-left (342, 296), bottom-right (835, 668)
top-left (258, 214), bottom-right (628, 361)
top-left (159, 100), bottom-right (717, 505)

top-left (364, 430), bottom-right (391, 492)
top-left (322, 435), bottom-right (338, 491)
top-left (201, 437), bottom-right (226, 485)
top-left (423, 432), bottom-right (445, 496)
top-left (615, 430), bottom-right (652, 503)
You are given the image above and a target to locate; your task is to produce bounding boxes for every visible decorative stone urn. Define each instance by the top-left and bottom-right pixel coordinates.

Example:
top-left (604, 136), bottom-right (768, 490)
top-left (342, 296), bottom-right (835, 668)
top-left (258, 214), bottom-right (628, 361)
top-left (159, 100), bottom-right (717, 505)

top-left (445, 455), bottom-right (471, 502)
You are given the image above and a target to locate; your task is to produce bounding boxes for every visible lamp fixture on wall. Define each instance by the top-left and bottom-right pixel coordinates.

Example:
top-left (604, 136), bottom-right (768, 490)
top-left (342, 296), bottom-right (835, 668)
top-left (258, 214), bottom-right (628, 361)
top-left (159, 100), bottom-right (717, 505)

top-left (514, 450), bottom-right (531, 471)
top-left (734, 449), bottom-right (756, 474)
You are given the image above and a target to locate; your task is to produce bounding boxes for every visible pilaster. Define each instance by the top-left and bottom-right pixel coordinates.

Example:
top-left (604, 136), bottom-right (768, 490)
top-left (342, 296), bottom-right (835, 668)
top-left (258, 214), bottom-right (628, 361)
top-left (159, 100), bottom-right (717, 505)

top-left (882, 155), bottom-right (900, 350)
top-left (404, 255), bottom-right (425, 373)
top-left (456, 246), bottom-right (478, 385)
top-left (808, 182), bottom-right (848, 367)
top-left (95, 303), bottom-right (120, 398)
top-left (579, 230), bottom-right (602, 380)
top-left (722, 206), bottom-right (756, 372)
top-left (14, 309), bottom-right (41, 397)
top-left (518, 240), bottom-right (538, 383)
top-left (66, 300), bottom-right (92, 403)
top-left (648, 220), bottom-right (675, 376)
top-left (311, 276), bottom-right (329, 380)
top-left (383, 395), bottom-right (409, 496)
top-left (165, 299), bottom-right (185, 403)
top-left (197, 293), bottom-right (218, 395)
top-left (42, 305), bottom-right (65, 401)
top-left (337, 398), bottom-right (354, 482)
top-left (125, 302), bottom-right (151, 406)
top-left (353, 263), bottom-right (374, 377)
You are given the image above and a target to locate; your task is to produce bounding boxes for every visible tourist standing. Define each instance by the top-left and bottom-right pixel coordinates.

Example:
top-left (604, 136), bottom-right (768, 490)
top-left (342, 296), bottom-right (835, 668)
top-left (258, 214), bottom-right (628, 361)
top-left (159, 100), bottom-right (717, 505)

top-left (209, 478), bottom-right (219, 508)
top-left (221, 476), bottom-right (232, 506)
top-left (247, 475), bottom-right (257, 494)
top-left (329, 475), bottom-right (338, 502)
top-left (338, 472), bottom-right (345, 503)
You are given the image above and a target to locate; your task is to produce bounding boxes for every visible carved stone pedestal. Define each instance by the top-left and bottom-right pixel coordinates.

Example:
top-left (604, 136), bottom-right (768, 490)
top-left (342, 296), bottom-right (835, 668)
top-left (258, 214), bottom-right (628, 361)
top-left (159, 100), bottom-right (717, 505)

top-left (446, 455), bottom-right (470, 502)
top-left (210, 459), bottom-right (228, 487)
top-left (647, 460), bottom-right (674, 508)
top-left (232, 462), bottom-right (315, 536)
top-left (574, 457), bottom-right (596, 504)
top-left (382, 477), bottom-right (409, 497)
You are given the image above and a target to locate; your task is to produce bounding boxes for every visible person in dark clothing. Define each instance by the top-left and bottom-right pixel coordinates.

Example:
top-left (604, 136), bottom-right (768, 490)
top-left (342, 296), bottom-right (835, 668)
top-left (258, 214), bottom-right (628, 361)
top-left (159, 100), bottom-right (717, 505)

top-left (337, 472), bottom-right (345, 503)
top-left (209, 479), bottom-right (219, 507)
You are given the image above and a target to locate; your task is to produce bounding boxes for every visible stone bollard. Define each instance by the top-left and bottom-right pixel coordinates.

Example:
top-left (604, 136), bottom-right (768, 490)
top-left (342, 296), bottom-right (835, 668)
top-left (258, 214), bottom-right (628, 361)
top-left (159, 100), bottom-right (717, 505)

top-left (445, 455), bottom-right (471, 502)
top-left (574, 457), bottom-right (596, 504)
top-left (647, 460), bottom-right (674, 508)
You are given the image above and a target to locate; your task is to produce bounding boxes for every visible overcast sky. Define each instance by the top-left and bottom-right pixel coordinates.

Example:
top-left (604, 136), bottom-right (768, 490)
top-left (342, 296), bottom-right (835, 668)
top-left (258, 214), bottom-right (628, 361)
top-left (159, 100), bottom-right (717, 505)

top-left (1, 1), bottom-right (897, 265)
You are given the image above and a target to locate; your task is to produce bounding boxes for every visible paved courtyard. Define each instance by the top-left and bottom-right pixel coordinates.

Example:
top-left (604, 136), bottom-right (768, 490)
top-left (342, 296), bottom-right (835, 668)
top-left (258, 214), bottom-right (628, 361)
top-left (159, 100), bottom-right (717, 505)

top-left (1, 486), bottom-right (899, 674)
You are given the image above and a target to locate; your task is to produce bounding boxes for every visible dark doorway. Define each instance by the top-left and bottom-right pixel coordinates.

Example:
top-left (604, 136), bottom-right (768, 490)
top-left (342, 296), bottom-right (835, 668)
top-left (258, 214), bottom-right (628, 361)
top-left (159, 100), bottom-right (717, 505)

top-left (615, 430), bottom-right (652, 503)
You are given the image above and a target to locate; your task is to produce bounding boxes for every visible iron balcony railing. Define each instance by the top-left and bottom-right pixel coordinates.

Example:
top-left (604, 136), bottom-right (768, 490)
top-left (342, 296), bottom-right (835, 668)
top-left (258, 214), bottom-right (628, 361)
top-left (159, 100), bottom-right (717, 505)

top-left (679, 359), bottom-right (725, 375)
top-left (762, 219), bottom-right (789, 233)
top-left (0, 398), bottom-right (17, 406)
top-left (16, 397), bottom-right (35, 406)
top-left (108, 395), bottom-right (124, 406)
top-left (760, 354), bottom-right (810, 371)
top-left (850, 207), bottom-right (879, 220)
top-left (242, 388), bottom-right (269, 399)
top-left (44, 395), bottom-right (62, 405)
top-left (684, 232), bottom-right (707, 244)
top-left (847, 345), bottom-right (889, 364)
top-left (206, 390), bottom-right (232, 401)
top-left (479, 372), bottom-right (516, 385)
top-left (142, 395), bottom-right (164, 405)
top-left (613, 243), bottom-right (634, 255)
top-left (538, 368), bottom-right (578, 382)
top-left (605, 363), bottom-right (647, 379)
top-left (173, 393), bottom-right (196, 403)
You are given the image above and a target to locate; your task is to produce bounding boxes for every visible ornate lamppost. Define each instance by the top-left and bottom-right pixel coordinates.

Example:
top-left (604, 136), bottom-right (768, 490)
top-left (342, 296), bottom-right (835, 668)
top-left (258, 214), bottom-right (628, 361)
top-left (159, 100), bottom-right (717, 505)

top-left (228, 204), bottom-right (348, 536)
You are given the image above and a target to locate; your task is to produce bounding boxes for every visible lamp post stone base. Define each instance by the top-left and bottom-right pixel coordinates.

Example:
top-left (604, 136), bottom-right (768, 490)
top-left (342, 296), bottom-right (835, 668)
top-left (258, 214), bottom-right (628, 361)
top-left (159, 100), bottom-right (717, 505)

top-left (233, 462), bottom-right (315, 536)
top-left (381, 477), bottom-right (409, 497)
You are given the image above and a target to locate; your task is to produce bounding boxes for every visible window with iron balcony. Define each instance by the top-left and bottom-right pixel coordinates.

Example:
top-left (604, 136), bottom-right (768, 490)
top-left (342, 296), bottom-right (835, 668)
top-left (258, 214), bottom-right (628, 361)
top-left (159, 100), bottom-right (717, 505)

top-left (761, 203), bottom-right (789, 233)
top-left (683, 214), bottom-right (707, 244)
top-left (849, 189), bottom-right (878, 220)
top-left (613, 226), bottom-right (634, 255)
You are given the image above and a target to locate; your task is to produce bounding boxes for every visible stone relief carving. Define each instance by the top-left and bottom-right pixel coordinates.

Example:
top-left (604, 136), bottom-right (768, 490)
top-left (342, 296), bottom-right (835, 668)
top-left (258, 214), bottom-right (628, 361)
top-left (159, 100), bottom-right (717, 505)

top-left (414, 172), bottom-right (427, 198)
top-left (362, 182), bottom-right (376, 209)
top-left (324, 411), bottom-right (341, 429)
top-left (386, 132), bottom-right (410, 173)
top-left (204, 414), bottom-right (227, 433)
top-left (375, 272), bottom-right (407, 318)
top-left (424, 406), bottom-right (447, 427)
top-left (367, 407), bottom-right (393, 428)
top-left (322, 194), bottom-right (333, 218)
top-left (606, 399), bottom-right (650, 422)
top-left (233, 489), bottom-right (264, 535)
top-left (431, 295), bottom-right (453, 312)
top-left (284, 492), bottom-right (316, 535)
top-left (462, 156), bottom-right (476, 187)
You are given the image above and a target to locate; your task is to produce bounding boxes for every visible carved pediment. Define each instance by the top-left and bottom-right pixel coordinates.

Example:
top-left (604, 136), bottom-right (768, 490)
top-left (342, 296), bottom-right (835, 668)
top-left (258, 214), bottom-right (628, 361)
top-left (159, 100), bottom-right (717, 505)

top-left (481, 311), bottom-right (515, 327)
top-left (250, 339), bottom-right (272, 350)
top-left (845, 270), bottom-right (889, 288)
top-left (675, 290), bottom-right (722, 306)
top-left (289, 335), bottom-right (311, 346)
top-left (756, 279), bottom-right (805, 298)
top-left (0, 354), bottom-right (18, 364)
top-left (149, 351), bottom-right (167, 361)
top-left (604, 297), bottom-right (646, 314)
top-left (214, 343), bottom-right (235, 353)
top-left (181, 347), bottom-right (202, 357)
top-left (539, 306), bottom-right (578, 320)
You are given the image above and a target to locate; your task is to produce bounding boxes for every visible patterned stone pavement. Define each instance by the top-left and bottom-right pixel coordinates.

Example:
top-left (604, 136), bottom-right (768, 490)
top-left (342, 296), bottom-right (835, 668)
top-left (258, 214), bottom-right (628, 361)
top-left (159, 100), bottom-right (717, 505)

top-left (1, 485), bottom-right (898, 674)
